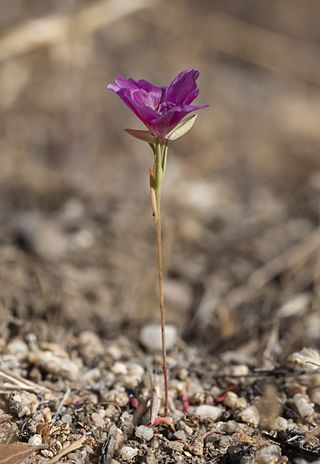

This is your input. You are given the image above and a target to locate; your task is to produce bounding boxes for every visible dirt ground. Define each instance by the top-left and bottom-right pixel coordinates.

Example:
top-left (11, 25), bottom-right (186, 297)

top-left (1, 0), bottom-right (320, 462)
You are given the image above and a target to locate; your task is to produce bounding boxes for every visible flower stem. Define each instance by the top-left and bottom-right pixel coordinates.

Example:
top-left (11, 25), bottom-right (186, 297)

top-left (154, 188), bottom-right (169, 416)
top-left (150, 140), bottom-right (169, 416)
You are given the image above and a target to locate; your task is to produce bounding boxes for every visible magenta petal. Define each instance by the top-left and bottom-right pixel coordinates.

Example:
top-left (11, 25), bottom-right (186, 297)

top-left (111, 88), bottom-right (158, 130)
top-left (150, 104), bottom-right (207, 137)
top-left (108, 69), bottom-right (207, 137)
top-left (110, 76), bottom-right (164, 111)
top-left (165, 69), bottom-right (200, 106)
top-left (136, 79), bottom-right (166, 108)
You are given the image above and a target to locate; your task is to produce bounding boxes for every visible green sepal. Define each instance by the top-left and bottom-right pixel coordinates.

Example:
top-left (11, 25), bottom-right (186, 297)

top-left (166, 114), bottom-right (198, 141)
top-left (125, 128), bottom-right (157, 144)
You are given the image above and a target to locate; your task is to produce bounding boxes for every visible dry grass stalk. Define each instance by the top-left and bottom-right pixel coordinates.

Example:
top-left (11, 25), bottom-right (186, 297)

top-left (48, 435), bottom-right (87, 464)
top-left (0, 368), bottom-right (51, 393)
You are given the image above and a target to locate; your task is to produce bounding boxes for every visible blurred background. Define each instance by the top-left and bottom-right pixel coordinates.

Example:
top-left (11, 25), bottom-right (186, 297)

top-left (0, 0), bottom-right (320, 360)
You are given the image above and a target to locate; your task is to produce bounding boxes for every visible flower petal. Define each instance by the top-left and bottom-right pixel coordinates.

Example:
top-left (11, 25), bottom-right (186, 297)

top-left (165, 69), bottom-right (200, 106)
top-left (109, 87), bottom-right (159, 130)
top-left (108, 76), bottom-right (164, 111)
top-left (150, 104), bottom-right (207, 137)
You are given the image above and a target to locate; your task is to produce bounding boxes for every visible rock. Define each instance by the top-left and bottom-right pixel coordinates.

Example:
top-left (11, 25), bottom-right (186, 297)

top-left (293, 393), bottom-right (314, 418)
top-left (28, 350), bottom-right (80, 381)
top-left (9, 392), bottom-right (39, 417)
top-left (79, 331), bottom-right (104, 360)
top-left (119, 446), bottom-right (139, 461)
top-left (91, 412), bottom-right (104, 428)
top-left (111, 362), bottom-right (128, 375)
top-left (139, 324), bottom-right (177, 351)
top-left (120, 362), bottom-right (145, 388)
top-left (28, 434), bottom-right (42, 446)
top-left (174, 430), bottom-right (187, 441)
top-left (307, 374), bottom-right (320, 405)
top-left (135, 425), bottom-right (154, 441)
top-left (7, 339), bottom-right (29, 360)
top-left (81, 368), bottom-right (101, 383)
top-left (101, 390), bottom-right (129, 407)
top-left (308, 386), bottom-right (320, 405)
top-left (223, 391), bottom-right (247, 410)
top-left (272, 417), bottom-right (288, 431)
top-left (239, 405), bottom-right (260, 427)
top-left (194, 405), bottom-right (222, 421)
top-left (288, 348), bottom-right (320, 372)
top-left (255, 444), bottom-right (283, 463)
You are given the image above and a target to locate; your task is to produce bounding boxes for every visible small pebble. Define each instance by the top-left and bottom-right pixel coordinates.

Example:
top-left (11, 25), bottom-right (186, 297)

top-left (119, 446), bottom-right (139, 461)
top-left (28, 351), bottom-right (80, 381)
top-left (230, 365), bottom-right (249, 376)
top-left (101, 390), bottom-right (129, 407)
top-left (239, 405), bottom-right (260, 427)
top-left (91, 412), bottom-right (104, 428)
top-left (9, 392), bottom-right (39, 417)
top-left (179, 421), bottom-right (193, 436)
top-left (225, 420), bottom-right (238, 433)
top-left (272, 416), bottom-right (288, 431)
top-left (174, 430), bottom-right (187, 441)
top-left (194, 405), bottom-right (222, 421)
top-left (81, 368), bottom-right (101, 383)
top-left (79, 331), bottom-right (104, 359)
top-left (293, 393), bottom-right (314, 418)
top-left (28, 434), bottom-right (42, 446)
top-left (135, 425), bottom-right (154, 441)
top-left (111, 362), bottom-right (128, 375)
top-left (255, 444), bottom-right (283, 463)
top-left (308, 387), bottom-right (320, 405)
top-left (307, 375), bottom-right (320, 405)
top-left (223, 391), bottom-right (247, 410)
top-left (139, 324), bottom-right (177, 351)
top-left (7, 339), bottom-right (29, 360)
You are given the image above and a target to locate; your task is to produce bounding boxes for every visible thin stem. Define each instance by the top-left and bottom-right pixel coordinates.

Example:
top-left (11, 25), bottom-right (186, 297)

top-left (154, 187), bottom-right (169, 416)
top-left (150, 140), bottom-right (169, 416)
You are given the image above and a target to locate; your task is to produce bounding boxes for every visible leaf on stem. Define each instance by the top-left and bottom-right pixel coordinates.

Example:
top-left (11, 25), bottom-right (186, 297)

top-left (166, 114), bottom-right (197, 141)
top-left (124, 128), bottom-right (157, 143)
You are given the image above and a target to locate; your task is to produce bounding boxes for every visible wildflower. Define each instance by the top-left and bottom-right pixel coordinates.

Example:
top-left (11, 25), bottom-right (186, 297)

top-left (108, 69), bottom-right (206, 138)
top-left (107, 69), bottom-right (207, 416)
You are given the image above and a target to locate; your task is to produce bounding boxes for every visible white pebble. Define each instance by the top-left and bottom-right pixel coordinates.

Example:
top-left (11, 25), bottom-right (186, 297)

top-left (7, 339), bottom-right (29, 360)
top-left (223, 391), bottom-right (247, 410)
top-left (293, 393), bottom-right (314, 418)
top-left (272, 416), bottom-right (288, 431)
top-left (28, 434), bottom-right (42, 446)
top-left (91, 412), bottom-right (104, 428)
top-left (194, 405), bottom-right (222, 421)
top-left (255, 444), bottom-right (282, 463)
top-left (139, 324), bottom-right (177, 351)
top-left (135, 425), bottom-right (154, 441)
top-left (239, 405), bottom-right (260, 427)
top-left (174, 430), bottom-right (187, 441)
top-left (28, 351), bottom-right (80, 381)
top-left (309, 387), bottom-right (320, 405)
top-left (111, 362), bottom-right (128, 375)
top-left (119, 446), bottom-right (139, 461)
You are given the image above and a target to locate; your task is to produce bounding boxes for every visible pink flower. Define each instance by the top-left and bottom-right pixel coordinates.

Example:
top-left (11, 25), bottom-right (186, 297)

top-left (108, 69), bottom-right (207, 137)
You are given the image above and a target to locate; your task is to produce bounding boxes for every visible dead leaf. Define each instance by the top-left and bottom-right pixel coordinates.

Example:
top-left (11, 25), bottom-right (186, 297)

top-left (0, 442), bottom-right (35, 464)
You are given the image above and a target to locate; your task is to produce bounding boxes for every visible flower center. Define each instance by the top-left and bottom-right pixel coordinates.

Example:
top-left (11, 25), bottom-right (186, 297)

top-left (157, 101), bottom-right (176, 114)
